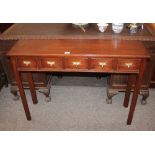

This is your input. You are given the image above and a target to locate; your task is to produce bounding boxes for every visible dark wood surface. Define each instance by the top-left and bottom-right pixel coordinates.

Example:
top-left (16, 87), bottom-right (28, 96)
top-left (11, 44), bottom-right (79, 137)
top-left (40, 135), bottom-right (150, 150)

top-left (7, 39), bottom-right (149, 58)
top-left (1, 23), bottom-right (155, 41)
top-left (7, 39), bottom-right (149, 124)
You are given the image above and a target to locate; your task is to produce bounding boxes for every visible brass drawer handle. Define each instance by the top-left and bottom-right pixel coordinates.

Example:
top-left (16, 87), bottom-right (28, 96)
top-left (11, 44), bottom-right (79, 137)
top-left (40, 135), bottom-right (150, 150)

top-left (72, 61), bottom-right (81, 66)
top-left (99, 62), bottom-right (107, 68)
top-left (23, 61), bottom-right (31, 66)
top-left (47, 61), bottom-right (55, 66)
top-left (125, 63), bottom-right (133, 68)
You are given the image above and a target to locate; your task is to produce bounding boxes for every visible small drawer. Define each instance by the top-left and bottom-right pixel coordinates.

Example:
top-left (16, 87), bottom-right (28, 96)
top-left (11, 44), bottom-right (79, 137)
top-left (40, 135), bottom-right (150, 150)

top-left (17, 57), bottom-right (37, 69)
top-left (40, 57), bottom-right (63, 69)
top-left (117, 59), bottom-right (141, 72)
top-left (65, 57), bottom-right (88, 70)
top-left (90, 58), bottom-right (113, 71)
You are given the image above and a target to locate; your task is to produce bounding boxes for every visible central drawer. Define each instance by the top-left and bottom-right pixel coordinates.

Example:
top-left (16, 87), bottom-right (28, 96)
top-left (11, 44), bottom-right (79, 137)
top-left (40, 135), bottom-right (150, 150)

top-left (64, 57), bottom-right (89, 70)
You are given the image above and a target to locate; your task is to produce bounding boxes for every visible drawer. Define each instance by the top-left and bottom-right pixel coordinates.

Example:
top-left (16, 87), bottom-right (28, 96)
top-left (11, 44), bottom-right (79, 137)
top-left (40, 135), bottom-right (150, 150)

top-left (17, 57), bottom-right (37, 69)
top-left (90, 58), bottom-right (113, 71)
top-left (40, 57), bottom-right (63, 69)
top-left (65, 57), bottom-right (88, 70)
top-left (117, 59), bottom-right (141, 72)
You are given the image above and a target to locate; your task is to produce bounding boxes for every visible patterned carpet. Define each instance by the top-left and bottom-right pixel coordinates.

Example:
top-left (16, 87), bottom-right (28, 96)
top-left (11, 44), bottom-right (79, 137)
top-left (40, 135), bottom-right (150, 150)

top-left (0, 76), bottom-right (155, 130)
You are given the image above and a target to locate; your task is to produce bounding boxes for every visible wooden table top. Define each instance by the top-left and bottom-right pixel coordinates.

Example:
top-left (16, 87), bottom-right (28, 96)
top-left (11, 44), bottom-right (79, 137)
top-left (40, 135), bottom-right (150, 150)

top-left (7, 39), bottom-right (149, 58)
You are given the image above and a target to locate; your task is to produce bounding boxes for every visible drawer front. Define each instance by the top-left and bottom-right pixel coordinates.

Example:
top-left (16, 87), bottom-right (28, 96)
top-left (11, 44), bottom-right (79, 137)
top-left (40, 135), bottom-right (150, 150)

top-left (65, 57), bottom-right (88, 70)
top-left (90, 58), bottom-right (113, 71)
top-left (117, 59), bottom-right (141, 72)
top-left (40, 57), bottom-right (63, 69)
top-left (17, 57), bottom-right (37, 69)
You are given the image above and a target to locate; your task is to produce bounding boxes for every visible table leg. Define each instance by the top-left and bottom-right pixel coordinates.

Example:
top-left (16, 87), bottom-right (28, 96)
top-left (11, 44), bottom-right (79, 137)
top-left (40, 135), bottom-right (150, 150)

top-left (27, 72), bottom-right (38, 104)
top-left (127, 60), bottom-right (146, 125)
top-left (123, 74), bottom-right (134, 108)
top-left (11, 59), bottom-right (31, 120)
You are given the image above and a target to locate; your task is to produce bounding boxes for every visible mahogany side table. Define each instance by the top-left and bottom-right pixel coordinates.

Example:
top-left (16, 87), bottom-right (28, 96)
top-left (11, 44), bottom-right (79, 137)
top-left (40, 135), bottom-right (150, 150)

top-left (7, 39), bottom-right (150, 125)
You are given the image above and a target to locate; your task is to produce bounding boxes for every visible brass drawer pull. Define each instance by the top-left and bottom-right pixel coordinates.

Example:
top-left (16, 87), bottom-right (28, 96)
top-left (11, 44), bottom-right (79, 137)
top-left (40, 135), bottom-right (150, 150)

top-left (99, 62), bottom-right (107, 68)
top-left (23, 61), bottom-right (31, 66)
top-left (125, 63), bottom-right (133, 68)
top-left (72, 61), bottom-right (81, 66)
top-left (47, 61), bottom-right (55, 66)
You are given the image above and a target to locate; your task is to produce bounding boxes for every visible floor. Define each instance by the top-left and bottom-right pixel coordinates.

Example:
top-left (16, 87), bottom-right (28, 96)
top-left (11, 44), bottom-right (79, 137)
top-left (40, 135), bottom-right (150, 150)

top-left (0, 76), bottom-right (155, 131)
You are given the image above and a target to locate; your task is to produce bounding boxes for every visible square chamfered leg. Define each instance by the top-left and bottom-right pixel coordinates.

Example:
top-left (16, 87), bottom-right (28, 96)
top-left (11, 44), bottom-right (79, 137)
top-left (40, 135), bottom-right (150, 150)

top-left (27, 72), bottom-right (38, 104)
top-left (127, 60), bottom-right (146, 125)
top-left (123, 74), bottom-right (135, 108)
top-left (11, 58), bottom-right (31, 120)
